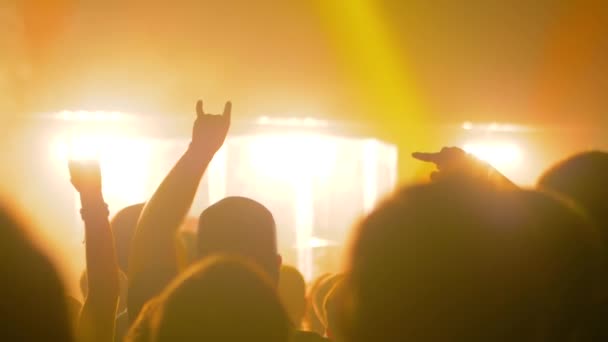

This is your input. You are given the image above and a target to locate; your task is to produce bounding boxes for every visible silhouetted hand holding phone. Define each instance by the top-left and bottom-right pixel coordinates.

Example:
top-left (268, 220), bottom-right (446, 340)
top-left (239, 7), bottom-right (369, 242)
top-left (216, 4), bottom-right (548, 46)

top-left (413, 147), bottom-right (517, 189)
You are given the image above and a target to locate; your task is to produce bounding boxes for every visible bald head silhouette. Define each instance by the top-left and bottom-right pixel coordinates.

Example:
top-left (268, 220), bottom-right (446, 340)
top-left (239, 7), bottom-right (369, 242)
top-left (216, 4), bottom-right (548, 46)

top-left (198, 196), bottom-right (280, 283)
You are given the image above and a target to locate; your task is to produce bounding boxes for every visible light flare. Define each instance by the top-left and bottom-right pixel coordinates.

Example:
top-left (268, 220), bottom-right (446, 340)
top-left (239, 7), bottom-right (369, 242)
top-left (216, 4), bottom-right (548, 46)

top-left (463, 141), bottom-right (523, 172)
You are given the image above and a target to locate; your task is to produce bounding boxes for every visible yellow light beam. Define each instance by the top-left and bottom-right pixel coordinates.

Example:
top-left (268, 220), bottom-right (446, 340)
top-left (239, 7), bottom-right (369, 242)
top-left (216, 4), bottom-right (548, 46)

top-left (317, 1), bottom-right (424, 118)
top-left (315, 0), bottom-right (428, 180)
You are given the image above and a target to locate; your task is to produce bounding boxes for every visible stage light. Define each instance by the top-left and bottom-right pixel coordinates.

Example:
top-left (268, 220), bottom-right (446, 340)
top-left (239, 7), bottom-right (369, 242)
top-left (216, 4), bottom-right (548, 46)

top-left (55, 110), bottom-right (126, 122)
top-left (51, 132), bottom-right (152, 207)
top-left (47, 111), bottom-right (398, 281)
top-left (50, 111), bottom-right (151, 211)
top-left (247, 133), bottom-right (337, 179)
top-left (460, 121), bottom-right (534, 133)
top-left (256, 116), bottom-right (329, 128)
top-left (231, 130), bottom-right (396, 279)
top-left (463, 141), bottom-right (523, 171)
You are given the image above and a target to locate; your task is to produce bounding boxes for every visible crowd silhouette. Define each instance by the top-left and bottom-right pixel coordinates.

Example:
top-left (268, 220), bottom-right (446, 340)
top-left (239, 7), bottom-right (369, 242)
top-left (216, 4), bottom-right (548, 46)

top-left (1, 98), bottom-right (607, 342)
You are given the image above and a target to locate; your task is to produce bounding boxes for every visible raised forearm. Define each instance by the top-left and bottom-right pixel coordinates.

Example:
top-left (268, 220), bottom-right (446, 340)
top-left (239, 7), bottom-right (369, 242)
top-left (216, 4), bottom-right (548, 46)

top-left (138, 148), bottom-right (211, 239)
top-left (130, 148), bottom-right (212, 268)
top-left (127, 147), bottom-right (214, 317)
top-left (81, 192), bottom-right (120, 301)
top-left (79, 192), bottom-right (120, 342)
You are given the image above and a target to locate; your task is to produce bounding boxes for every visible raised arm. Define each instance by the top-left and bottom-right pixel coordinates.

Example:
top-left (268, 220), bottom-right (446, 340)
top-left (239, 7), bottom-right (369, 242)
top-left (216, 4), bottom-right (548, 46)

top-left (128, 100), bottom-right (231, 319)
top-left (413, 147), bottom-right (518, 189)
top-left (69, 161), bottom-right (120, 342)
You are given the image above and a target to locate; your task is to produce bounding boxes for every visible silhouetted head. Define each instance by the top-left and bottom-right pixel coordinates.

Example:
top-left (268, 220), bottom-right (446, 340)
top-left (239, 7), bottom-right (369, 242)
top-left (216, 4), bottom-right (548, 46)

top-left (151, 255), bottom-right (290, 342)
top-left (278, 265), bottom-right (306, 328)
top-left (0, 205), bottom-right (73, 341)
top-left (111, 203), bottom-right (145, 272)
top-left (344, 181), bottom-right (604, 341)
top-left (538, 151), bottom-right (608, 238)
top-left (198, 196), bottom-right (280, 283)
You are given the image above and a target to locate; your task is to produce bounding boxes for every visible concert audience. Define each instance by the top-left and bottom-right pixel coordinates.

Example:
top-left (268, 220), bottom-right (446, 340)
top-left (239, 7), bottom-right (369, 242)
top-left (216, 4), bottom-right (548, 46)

top-left (1, 98), bottom-right (607, 342)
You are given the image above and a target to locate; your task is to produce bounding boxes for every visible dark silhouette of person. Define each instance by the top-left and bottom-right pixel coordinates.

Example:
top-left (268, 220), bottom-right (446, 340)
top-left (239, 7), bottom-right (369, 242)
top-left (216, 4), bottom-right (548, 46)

top-left (197, 196), bottom-right (281, 283)
top-left (279, 265), bottom-right (307, 329)
top-left (197, 198), bottom-right (329, 341)
top-left (111, 203), bottom-right (145, 273)
top-left (538, 150), bottom-right (608, 340)
top-left (343, 180), bottom-right (604, 341)
top-left (538, 151), bottom-right (608, 236)
top-left (0, 205), bottom-right (73, 341)
top-left (149, 255), bottom-right (290, 342)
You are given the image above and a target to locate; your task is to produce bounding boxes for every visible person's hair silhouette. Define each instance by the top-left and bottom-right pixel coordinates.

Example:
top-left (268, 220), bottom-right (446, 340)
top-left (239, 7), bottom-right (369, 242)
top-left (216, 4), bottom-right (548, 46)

top-left (539, 151), bottom-right (608, 235)
top-left (111, 203), bottom-right (145, 272)
top-left (344, 180), bottom-right (604, 341)
top-left (151, 255), bottom-right (290, 342)
top-left (538, 151), bottom-right (608, 339)
top-left (278, 265), bottom-right (307, 328)
top-left (0, 205), bottom-right (73, 341)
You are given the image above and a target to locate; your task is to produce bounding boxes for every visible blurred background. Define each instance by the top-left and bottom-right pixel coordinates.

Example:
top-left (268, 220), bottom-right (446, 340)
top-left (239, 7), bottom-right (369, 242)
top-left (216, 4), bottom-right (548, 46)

top-left (1, 0), bottom-right (607, 296)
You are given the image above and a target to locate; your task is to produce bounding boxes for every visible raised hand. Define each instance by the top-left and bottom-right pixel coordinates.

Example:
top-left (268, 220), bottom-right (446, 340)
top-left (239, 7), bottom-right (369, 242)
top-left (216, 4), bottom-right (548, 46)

top-left (68, 160), bottom-right (102, 195)
top-left (412, 147), bottom-right (478, 181)
top-left (190, 99), bottom-right (231, 155)
top-left (412, 147), bottom-right (516, 188)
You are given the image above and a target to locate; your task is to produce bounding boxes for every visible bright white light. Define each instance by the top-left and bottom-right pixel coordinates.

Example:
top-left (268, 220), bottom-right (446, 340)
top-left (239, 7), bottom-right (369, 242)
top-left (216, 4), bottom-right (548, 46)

top-left (461, 121), bottom-right (533, 133)
top-left (50, 110), bottom-right (150, 211)
top-left (293, 237), bottom-right (337, 249)
top-left (244, 132), bottom-right (339, 280)
top-left (248, 133), bottom-right (337, 179)
top-left (55, 110), bottom-right (125, 122)
top-left (51, 133), bottom-right (151, 208)
top-left (51, 135), bottom-right (99, 161)
top-left (255, 116), bottom-right (328, 128)
top-left (463, 141), bottom-right (523, 171)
